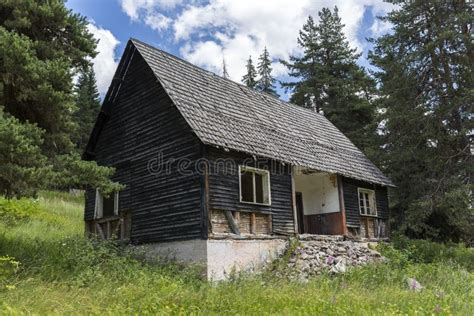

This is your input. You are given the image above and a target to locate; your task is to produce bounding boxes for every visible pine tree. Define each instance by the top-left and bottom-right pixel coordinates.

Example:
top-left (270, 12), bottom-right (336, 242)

top-left (281, 8), bottom-right (376, 150)
top-left (0, 0), bottom-right (96, 156)
top-left (256, 47), bottom-right (278, 97)
top-left (222, 57), bottom-right (229, 79)
top-left (0, 108), bottom-right (49, 198)
top-left (369, 0), bottom-right (473, 242)
top-left (73, 67), bottom-right (101, 151)
top-left (0, 0), bottom-right (122, 196)
top-left (280, 15), bottom-right (319, 109)
top-left (241, 55), bottom-right (257, 88)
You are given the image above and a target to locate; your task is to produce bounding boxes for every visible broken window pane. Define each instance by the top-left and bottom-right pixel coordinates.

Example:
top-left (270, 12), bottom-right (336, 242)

top-left (241, 170), bottom-right (254, 202)
top-left (103, 194), bottom-right (115, 217)
top-left (358, 189), bottom-right (377, 216)
top-left (239, 167), bottom-right (271, 205)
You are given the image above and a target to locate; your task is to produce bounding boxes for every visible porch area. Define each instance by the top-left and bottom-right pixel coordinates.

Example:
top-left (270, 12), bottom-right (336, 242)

top-left (293, 170), bottom-right (346, 235)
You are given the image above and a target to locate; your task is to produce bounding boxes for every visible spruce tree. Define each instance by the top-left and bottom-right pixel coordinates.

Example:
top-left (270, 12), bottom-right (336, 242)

top-left (0, 0), bottom-right (96, 156)
top-left (222, 57), bottom-right (229, 79)
top-left (280, 15), bottom-right (319, 109)
top-left (0, 0), bottom-right (122, 196)
top-left (0, 108), bottom-right (49, 197)
top-left (241, 55), bottom-right (257, 88)
top-left (369, 0), bottom-right (473, 242)
top-left (73, 67), bottom-right (101, 151)
top-left (256, 47), bottom-right (278, 97)
top-left (281, 7), bottom-right (376, 150)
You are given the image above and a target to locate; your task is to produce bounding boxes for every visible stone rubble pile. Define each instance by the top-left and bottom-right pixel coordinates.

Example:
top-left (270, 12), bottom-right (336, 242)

top-left (286, 236), bottom-right (385, 280)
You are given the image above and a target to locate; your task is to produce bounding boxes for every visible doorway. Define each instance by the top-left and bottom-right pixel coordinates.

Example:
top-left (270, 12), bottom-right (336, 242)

top-left (295, 192), bottom-right (305, 234)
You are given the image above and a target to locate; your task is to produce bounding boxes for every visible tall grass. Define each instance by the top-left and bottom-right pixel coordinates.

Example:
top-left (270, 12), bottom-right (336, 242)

top-left (0, 191), bottom-right (473, 315)
top-left (389, 235), bottom-right (474, 271)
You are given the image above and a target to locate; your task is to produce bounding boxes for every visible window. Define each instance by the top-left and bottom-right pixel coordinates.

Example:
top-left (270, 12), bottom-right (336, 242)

top-left (239, 166), bottom-right (271, 205)
top-left (94, 189), bottom-right (119, 219)
top-left (358, 188), bottom-right (377, 216)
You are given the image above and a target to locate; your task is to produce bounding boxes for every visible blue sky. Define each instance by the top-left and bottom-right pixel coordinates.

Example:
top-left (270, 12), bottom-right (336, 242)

top-left (66, 0), bottom-right (394, 100)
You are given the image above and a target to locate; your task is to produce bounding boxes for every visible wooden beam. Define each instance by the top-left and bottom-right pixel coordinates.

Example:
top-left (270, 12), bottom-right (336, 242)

top-left (96, 223), bottom-right (106, 239)
top-left (250, 212), bottom-right (256, 234)
top-left (337, 175), bottom-right (348, 236)
top-left (234, 211), bottom-right (240, 223)
top-left (114, 220), bottom-right (121, 239)
top-left (290, 167), bottom-right (298, 234)
top-left (106, 221), bottom-right (111, 239)
top-left (95, 215), bottom-right (120, 224)
top-left (120, 218), bottom-right (125, 239)
top-left (224, 210), bottom-right (240, 235)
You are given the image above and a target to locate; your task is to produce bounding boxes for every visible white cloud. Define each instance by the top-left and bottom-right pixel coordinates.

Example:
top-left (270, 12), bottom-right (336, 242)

top-left (368, 3), bottom-right (396, 37)
top-left (87, 23), bottom-right (120, 96)
top-left (181, 41), bottom-right (223, 74)
top-left (145, 12), bottom-right (172, 31)
top-left (174, 1), bottom-right (394, 82)
top-left (121, 0), bottom-right (394, 83)
top-left (370, 18), bottom-right (392, 37)
top-left (120, 0), bottom-right (183, 32)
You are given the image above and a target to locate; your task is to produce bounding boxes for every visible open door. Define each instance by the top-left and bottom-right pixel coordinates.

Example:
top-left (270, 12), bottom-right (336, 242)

top-left (295, 192), bottom-right (305, 234)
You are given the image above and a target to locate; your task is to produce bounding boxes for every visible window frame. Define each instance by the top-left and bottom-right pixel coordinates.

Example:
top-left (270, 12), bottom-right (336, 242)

top-left (357, 188), bottom-right (377, 216)
top-left (94, 189), bottom-right (119, 219)
top-left (238, 165), bottom-right (271, 206)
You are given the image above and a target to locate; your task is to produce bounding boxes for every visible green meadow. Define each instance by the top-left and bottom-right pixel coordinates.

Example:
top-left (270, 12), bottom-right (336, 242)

top-left (1, 192), bottom-right (472, 315)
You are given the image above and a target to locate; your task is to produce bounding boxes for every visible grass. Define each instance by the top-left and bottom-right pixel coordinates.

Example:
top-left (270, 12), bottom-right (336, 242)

top-left (0, 191), bottom-right (473, 315)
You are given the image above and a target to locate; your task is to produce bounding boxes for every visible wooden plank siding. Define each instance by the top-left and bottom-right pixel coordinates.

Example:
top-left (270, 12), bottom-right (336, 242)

top-left (341, 177), bottom-right (389, 228)
top-left (84, 50), bottom-right (203, 243)
top-left (83, 41), bottom-right (391, 243)
top-left (205, 147), bottom-right (295, 235)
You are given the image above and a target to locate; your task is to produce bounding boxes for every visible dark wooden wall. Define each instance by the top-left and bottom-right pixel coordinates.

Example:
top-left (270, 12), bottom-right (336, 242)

top-left (205, 147), bottom-right (295, 235)
top-left (341, 177), bottom-right (389, 227)
top-left (304, 212), bottom-right (345, 235)
top-left (84, 50), bottom-right (203, 243)
top-left (83, 44), bottom-right (389, 242)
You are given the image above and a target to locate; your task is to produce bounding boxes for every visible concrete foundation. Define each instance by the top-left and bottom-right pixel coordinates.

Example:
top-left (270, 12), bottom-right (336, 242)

top-left (136, 238), bottom-right (288, 280)
top-left (136, 239), bottom-right (208, 266)
top-left (207, 239), bottom-right (287, 280)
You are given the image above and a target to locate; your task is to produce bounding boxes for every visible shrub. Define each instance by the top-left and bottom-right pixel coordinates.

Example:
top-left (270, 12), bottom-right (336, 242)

top-left (376, 242), bottom-right (412, 268)
top-left (390, 235), bottom-right (474, 271)
top-left (0, 256), bottom-right (19, 280)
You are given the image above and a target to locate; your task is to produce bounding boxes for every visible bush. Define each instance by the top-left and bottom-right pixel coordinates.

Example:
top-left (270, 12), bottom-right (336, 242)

top-left (389, 235), bottom-right (474, 271)
top-left (376, 242), bottom-right (412, 268)
top-left (0, 256), bottom-right (19, 280)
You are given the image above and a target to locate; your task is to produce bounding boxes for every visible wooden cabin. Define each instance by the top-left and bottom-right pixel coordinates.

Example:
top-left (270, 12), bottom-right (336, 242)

top-left (83, 39), bottom-right (394, 279)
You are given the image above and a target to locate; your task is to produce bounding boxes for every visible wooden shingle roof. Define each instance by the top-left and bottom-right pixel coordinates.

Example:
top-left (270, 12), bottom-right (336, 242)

top-left (130, 39), bottom-right (393, 186)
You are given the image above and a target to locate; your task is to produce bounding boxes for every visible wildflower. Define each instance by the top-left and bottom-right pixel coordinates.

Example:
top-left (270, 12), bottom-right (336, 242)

top-left (406, 277), bottom-right (422, 292)
top-left (326, 256), bottom-right (335, 265)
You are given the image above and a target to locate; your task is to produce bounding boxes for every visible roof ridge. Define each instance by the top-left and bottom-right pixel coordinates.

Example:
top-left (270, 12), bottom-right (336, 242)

top-left (129, 37), bottom-right (393, 186)
top-left (129, 38), bottom-right (327, 118)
